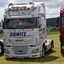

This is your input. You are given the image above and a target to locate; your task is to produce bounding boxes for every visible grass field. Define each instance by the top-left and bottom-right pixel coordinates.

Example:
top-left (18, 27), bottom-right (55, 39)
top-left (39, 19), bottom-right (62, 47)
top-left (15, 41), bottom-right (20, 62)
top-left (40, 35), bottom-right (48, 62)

top-left (0, 32), bottom-right (64, 64)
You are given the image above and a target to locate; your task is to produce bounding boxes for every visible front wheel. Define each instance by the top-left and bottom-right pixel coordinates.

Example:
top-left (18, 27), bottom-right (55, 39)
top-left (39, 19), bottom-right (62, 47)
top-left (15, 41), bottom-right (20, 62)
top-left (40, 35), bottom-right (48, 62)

top-left (0, 41), bottom-right (4, 55)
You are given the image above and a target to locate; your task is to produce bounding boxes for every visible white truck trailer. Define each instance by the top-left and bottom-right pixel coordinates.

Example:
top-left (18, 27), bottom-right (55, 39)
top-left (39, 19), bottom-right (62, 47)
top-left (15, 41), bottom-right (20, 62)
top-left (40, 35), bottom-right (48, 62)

top-left (0, 2), bottom-right (54, 58)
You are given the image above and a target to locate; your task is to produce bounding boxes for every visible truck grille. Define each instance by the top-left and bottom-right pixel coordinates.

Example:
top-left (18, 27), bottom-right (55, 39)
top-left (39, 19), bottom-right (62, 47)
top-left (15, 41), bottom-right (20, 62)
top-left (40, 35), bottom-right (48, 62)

top-left (12, 46), bottom-right (29, 55)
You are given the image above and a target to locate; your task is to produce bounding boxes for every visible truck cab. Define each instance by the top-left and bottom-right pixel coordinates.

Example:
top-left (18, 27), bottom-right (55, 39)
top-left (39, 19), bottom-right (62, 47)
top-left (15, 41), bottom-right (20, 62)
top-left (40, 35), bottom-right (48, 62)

top-left (0, 2), bottom-right (54, 58)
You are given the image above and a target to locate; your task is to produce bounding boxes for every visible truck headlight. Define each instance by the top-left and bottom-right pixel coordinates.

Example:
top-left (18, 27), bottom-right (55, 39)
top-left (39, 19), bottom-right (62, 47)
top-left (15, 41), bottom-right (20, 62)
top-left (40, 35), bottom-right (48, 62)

top-left (9, 39), bottom-right (13, 42)
top-left (31, 48), bottom-right (39, 54)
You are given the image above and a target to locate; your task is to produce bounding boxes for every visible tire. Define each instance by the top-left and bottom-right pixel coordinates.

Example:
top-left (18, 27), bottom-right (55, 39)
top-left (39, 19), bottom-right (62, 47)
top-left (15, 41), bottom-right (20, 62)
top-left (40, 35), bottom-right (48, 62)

top-left (0, 41), bottom-right (4, 55)
top-left (50, 40), bottom-right (54, 51)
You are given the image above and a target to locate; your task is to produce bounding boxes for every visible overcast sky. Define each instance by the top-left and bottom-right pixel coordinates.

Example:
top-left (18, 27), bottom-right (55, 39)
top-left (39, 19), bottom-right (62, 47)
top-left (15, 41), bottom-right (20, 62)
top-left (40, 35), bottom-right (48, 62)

top-left (0, 0), bottom-right (63, 20)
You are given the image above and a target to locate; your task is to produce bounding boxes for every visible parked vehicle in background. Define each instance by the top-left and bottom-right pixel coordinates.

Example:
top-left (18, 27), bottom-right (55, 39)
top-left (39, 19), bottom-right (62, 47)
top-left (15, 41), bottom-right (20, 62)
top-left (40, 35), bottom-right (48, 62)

top-left (56, 4), bottom-right (64, 55)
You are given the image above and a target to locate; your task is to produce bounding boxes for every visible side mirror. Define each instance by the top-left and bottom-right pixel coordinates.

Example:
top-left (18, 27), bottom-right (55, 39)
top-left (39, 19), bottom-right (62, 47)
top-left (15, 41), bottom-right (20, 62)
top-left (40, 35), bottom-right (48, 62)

top-left (56, 17), bottom-right (59, 28)
top-left (39, 24), bottom-right (42, 28)
top-left (0, 19), bottom-right (4, 30)
top-left (1, 19), bottom-right (3, 27)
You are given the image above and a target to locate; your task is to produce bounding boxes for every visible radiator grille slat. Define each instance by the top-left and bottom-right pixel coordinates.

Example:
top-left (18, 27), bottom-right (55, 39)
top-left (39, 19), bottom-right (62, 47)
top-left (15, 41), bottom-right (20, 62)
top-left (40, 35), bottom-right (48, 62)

top-left (12, 46), bottom-right (28, 55)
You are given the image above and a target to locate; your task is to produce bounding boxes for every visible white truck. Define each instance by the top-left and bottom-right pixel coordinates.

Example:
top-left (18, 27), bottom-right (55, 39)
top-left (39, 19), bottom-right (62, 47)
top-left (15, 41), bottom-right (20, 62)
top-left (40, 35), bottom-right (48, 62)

top-left (0, 2), bottom-right (54, 58)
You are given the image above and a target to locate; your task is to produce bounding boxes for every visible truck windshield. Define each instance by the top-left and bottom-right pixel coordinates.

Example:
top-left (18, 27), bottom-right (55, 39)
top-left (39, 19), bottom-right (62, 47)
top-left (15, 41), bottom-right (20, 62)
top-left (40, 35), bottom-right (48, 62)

top-left (3, 18), bottom-right (37, 29)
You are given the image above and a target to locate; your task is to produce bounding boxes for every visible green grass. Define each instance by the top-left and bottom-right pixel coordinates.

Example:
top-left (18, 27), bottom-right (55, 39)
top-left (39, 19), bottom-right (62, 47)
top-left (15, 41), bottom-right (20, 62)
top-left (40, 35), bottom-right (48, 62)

top-left (0, 32), bottom-right (64, 64)
top-left (47, 32), bottom-right (60, 35)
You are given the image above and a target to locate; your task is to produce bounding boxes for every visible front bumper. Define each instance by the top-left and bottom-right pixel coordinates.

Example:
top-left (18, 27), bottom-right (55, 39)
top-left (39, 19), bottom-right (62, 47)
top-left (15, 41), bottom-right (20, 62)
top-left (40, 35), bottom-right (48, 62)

top-left (4, 45), bottom-right (42, 58)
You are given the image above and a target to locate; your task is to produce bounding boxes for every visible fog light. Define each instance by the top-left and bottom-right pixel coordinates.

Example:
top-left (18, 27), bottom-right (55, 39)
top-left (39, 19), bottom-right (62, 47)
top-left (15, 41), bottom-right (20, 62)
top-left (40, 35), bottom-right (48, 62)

top-left (32, 48), bottom-right (39, 54)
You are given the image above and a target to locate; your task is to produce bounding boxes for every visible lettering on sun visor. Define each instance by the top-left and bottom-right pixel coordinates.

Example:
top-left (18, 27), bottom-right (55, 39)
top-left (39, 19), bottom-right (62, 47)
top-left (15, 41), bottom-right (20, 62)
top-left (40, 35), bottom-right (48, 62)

top-left (10, 32), bottom-right (26, 36)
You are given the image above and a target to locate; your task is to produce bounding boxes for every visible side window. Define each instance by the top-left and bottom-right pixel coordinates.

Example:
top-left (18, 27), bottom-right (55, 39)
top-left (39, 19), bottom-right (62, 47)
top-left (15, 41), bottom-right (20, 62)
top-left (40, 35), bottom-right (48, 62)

top-left (38, 17), bottom-right (42, 28)
top-left (38, 17), bottom-right (45, 28)
top-left (39, 17), bottom-right (45, 28)
top-left (41, 17), bottom-right (45, 25)
top-left (62, 17), bottom-right (64, 26)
